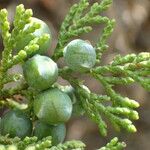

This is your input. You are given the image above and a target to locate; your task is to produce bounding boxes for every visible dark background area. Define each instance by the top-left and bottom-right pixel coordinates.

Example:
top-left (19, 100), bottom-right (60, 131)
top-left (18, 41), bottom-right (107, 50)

top-left (0, 0), bottom-right (150, 149)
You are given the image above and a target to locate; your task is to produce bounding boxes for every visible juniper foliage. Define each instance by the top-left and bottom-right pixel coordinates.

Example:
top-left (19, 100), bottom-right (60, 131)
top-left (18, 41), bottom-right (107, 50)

top-left (0, 135), bottom-right (125, 150)
top-left (0, 0), bottom-right (149, 149)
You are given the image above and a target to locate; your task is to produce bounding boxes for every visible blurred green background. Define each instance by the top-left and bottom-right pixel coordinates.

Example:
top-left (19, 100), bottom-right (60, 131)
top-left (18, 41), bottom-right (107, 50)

top-left (0, 0), bottom-right (150, 149)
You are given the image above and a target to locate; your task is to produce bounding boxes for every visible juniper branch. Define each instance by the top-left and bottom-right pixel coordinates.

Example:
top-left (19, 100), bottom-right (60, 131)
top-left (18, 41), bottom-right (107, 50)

top-left (59, 65), bottom-right (139, 136)
top-left (0, 136), bottom-right (85, 150)
top-left (0, 4), bottom-right (50, 96)
top-left (52, 0), bottom-right (114, 61)
top-left (99, 137), bottom-right (126, 150)
top-left (0, 99), bottom-right (27, 110)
